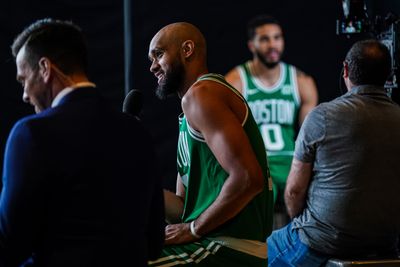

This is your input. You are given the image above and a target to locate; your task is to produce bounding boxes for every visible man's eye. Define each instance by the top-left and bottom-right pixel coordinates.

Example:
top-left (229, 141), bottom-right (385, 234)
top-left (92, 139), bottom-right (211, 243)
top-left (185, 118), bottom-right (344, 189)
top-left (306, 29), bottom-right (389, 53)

top-left (156, 51), bottom-right (163, 58)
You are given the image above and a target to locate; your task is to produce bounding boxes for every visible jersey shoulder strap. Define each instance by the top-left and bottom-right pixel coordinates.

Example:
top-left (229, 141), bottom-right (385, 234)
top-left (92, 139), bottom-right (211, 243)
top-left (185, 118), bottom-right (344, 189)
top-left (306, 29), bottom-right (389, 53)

top-left (197, 73), bottom-right (245, 101)
top-left (196, 73), bottom-right (249, 126)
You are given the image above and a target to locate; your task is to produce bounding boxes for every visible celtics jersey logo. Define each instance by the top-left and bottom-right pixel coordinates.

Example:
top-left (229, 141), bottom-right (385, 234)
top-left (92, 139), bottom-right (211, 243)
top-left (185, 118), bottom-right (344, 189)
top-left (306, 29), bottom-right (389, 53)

top-left (239, 62), bottom-right (299, 155)
top-left (248, 99), bottom-right (296, 125)
top-left (248, 99), bottom-right (296, 151)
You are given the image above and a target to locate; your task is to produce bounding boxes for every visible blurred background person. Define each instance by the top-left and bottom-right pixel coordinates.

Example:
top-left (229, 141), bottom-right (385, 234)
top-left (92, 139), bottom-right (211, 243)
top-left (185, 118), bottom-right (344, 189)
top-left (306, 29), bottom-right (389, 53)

top-left (225, 14), bottom-right (318, 228)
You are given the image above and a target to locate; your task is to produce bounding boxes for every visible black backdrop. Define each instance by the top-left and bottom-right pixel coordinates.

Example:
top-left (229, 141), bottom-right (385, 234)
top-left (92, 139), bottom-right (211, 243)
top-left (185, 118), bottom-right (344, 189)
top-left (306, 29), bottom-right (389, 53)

top-left (1, 0), bottom-right (399, 190)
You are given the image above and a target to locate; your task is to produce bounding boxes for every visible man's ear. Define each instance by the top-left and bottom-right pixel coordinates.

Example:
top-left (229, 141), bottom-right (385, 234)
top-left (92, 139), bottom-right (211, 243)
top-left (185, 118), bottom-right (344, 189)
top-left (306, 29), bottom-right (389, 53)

top-left (248, 40), bottom-right (255, 53)
top-left (343, 61), bottom-right (349, 79)
top-left (38, 57), bottom-right (52, 83)
top-left (181, 40), bottom-right (195, 58)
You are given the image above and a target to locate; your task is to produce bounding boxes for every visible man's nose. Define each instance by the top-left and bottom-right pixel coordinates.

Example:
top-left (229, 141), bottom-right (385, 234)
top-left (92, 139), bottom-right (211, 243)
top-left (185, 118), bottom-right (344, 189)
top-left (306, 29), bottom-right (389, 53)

top-left (150, 60), bottom-right (159, 73)
top-left (22, 92), bottom-right (29, 103)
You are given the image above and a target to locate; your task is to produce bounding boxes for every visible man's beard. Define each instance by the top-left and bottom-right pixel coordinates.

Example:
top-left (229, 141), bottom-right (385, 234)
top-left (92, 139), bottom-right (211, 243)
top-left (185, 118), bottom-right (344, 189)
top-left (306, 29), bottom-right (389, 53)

top-left (156, 60), bottom-right (185, 100)
top-left (256, 50), bottom-right (281, 69)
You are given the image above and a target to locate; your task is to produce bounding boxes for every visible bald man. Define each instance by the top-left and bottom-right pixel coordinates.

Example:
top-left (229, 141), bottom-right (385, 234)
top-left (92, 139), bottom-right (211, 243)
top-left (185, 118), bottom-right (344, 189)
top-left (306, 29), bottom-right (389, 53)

top-left (147, 22), bottom-right (273, 266)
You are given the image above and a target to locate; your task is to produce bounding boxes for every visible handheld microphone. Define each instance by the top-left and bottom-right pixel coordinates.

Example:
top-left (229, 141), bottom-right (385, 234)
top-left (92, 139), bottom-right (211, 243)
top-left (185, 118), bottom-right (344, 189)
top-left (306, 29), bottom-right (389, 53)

top-left (123, 89), bottom-right (142, 117)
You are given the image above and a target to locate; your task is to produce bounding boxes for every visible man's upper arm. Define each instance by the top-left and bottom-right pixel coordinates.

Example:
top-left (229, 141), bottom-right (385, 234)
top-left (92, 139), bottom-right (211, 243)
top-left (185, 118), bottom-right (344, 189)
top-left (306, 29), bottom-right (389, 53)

top-left (294, 106), bottom-right (326, 163)
top-left (225, 68), bottom-right (243, 94)
top-left (285, 106), bottom-right (326, 218)
top-left (0, 121), bottom-right (44, 265)
top-left (183, 82), bottom-right (262, 187)
top-left (297, 72), bottom-right (318, 124)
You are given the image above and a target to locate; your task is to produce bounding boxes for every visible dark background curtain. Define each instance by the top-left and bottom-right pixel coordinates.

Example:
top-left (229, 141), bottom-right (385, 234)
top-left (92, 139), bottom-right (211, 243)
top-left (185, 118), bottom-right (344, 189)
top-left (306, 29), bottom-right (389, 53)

top-left (1, 0), bottom-right (399, 190)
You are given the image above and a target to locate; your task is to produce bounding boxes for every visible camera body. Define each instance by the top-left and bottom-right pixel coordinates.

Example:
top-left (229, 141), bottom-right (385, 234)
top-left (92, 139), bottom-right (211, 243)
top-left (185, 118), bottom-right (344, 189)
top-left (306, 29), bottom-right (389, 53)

top-left (337, 0), bottom-right (399, 102)
top-left (377, 22), bottom-right (399, 94)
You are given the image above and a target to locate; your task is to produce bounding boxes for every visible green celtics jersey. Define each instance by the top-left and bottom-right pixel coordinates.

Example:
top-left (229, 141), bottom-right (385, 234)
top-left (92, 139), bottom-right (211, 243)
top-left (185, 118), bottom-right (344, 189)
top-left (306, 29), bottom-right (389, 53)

top-left (238, 62), bottom-right (300, 190)
top-left (177, 73), bottom-right (273, 242)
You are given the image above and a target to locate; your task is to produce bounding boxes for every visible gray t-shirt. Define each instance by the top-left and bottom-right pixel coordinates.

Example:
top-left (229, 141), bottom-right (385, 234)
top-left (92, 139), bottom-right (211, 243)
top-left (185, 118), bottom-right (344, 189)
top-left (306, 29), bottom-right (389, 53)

top-left (292, 85), bottom-right (400, 257)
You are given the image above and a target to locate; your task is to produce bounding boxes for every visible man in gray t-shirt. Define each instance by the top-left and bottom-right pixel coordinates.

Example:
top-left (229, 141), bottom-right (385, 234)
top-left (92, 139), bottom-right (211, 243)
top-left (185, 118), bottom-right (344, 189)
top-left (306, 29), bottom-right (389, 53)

top-left (268, 40), bottom-right (400, 267)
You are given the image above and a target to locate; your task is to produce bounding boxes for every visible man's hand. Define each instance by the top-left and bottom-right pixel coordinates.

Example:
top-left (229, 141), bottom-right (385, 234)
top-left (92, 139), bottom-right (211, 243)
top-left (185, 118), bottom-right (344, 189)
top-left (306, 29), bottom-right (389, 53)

top-left (165, 223), bottom-right (199, 245)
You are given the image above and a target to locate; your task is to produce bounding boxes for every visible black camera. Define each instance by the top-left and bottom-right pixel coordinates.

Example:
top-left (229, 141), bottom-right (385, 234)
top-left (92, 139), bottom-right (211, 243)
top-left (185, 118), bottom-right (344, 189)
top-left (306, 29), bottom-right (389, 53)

top-left (337, 0), bottom-right (399, 102)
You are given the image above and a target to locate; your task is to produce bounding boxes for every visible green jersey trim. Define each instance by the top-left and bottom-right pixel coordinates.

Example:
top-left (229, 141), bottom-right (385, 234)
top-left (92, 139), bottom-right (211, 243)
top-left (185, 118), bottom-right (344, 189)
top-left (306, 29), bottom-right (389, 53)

top-left (187, 123), bottom-right (205, 142)
top-left (249, 62), bottom-right (286, 93)
top-left (289, 64), bottom-right (301, 106)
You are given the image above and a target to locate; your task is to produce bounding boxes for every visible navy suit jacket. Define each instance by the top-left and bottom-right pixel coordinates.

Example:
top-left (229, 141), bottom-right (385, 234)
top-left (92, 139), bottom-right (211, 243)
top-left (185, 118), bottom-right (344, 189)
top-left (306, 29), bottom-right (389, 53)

top-left (0, 88), bottom-right (164, 266)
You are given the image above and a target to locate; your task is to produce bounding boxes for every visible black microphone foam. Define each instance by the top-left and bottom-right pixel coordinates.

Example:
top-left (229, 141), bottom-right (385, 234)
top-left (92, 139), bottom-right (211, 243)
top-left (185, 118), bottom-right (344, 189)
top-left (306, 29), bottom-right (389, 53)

top-left (123, 89), bottom-right (142, 117)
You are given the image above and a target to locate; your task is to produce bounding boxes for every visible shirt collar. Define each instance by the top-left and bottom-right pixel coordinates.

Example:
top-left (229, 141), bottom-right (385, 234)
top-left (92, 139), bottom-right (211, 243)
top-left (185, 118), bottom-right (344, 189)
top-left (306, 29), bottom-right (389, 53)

top-left (349, 84), bottom-right (386, 95)
top-left (51, 81), bottom-right (96, 107)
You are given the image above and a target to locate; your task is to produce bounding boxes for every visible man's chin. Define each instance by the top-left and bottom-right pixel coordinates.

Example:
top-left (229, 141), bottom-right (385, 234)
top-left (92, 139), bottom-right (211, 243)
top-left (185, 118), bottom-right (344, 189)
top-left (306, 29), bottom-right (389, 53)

top-left (155, 86), bottom-right (169, 100)
top-left (34, 106), bottom-right (42, 113)
top-left (263, 61), bottom-right (280, 69)
top-left (156, 83), bottom-right (179, 100)
top-left (34, 104), bottom-right (47, 113)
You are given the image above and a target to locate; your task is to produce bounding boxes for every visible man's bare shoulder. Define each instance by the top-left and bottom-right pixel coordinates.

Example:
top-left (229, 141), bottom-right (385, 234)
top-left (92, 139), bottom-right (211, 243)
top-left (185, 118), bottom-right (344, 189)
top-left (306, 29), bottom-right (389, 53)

top-left (225, 67), bottom-right (243, 93)
top-left (183, 80), bottom-right (220, 111)
top-left (295, 68), bottom-right (316, 86)
top-left (185, 79), bottom-right (229, 102)
top-left (294, 66), bottom-right (318, 113)
top-left (225, 67), bottom-right (240, 81)
top-left (182, 79), bottom-right (234, 131)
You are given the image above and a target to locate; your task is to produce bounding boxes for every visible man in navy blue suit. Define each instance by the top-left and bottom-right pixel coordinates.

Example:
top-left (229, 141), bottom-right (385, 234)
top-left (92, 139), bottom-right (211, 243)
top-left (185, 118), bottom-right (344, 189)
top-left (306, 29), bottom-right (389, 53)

top-left (0, 18), bottom-right (164, 266)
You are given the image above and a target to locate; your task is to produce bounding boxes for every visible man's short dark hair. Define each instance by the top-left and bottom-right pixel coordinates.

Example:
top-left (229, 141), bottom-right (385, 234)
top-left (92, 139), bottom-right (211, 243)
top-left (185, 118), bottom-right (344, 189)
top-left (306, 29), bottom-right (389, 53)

top-left (11, 18), bottom-right (88, 75)
top-left (345, 39), bottom-right (391, 86)
top-left (247, 15), bottom-right (282, 40)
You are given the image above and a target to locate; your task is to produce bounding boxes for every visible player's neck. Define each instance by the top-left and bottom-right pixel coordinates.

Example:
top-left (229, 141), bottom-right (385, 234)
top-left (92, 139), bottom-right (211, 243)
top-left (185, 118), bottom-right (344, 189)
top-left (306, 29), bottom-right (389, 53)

top-left (252, 60), bottom-right (281, 86)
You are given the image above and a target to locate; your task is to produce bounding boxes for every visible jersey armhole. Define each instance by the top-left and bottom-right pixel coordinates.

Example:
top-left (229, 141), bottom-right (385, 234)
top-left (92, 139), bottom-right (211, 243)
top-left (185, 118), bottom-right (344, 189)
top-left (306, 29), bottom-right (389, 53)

top-left (196, 74), bottom-right (249, 127)
top-left (291, 66), bottom-right (301, 106)
top-left (238, 65), bottom-right (248, 98)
